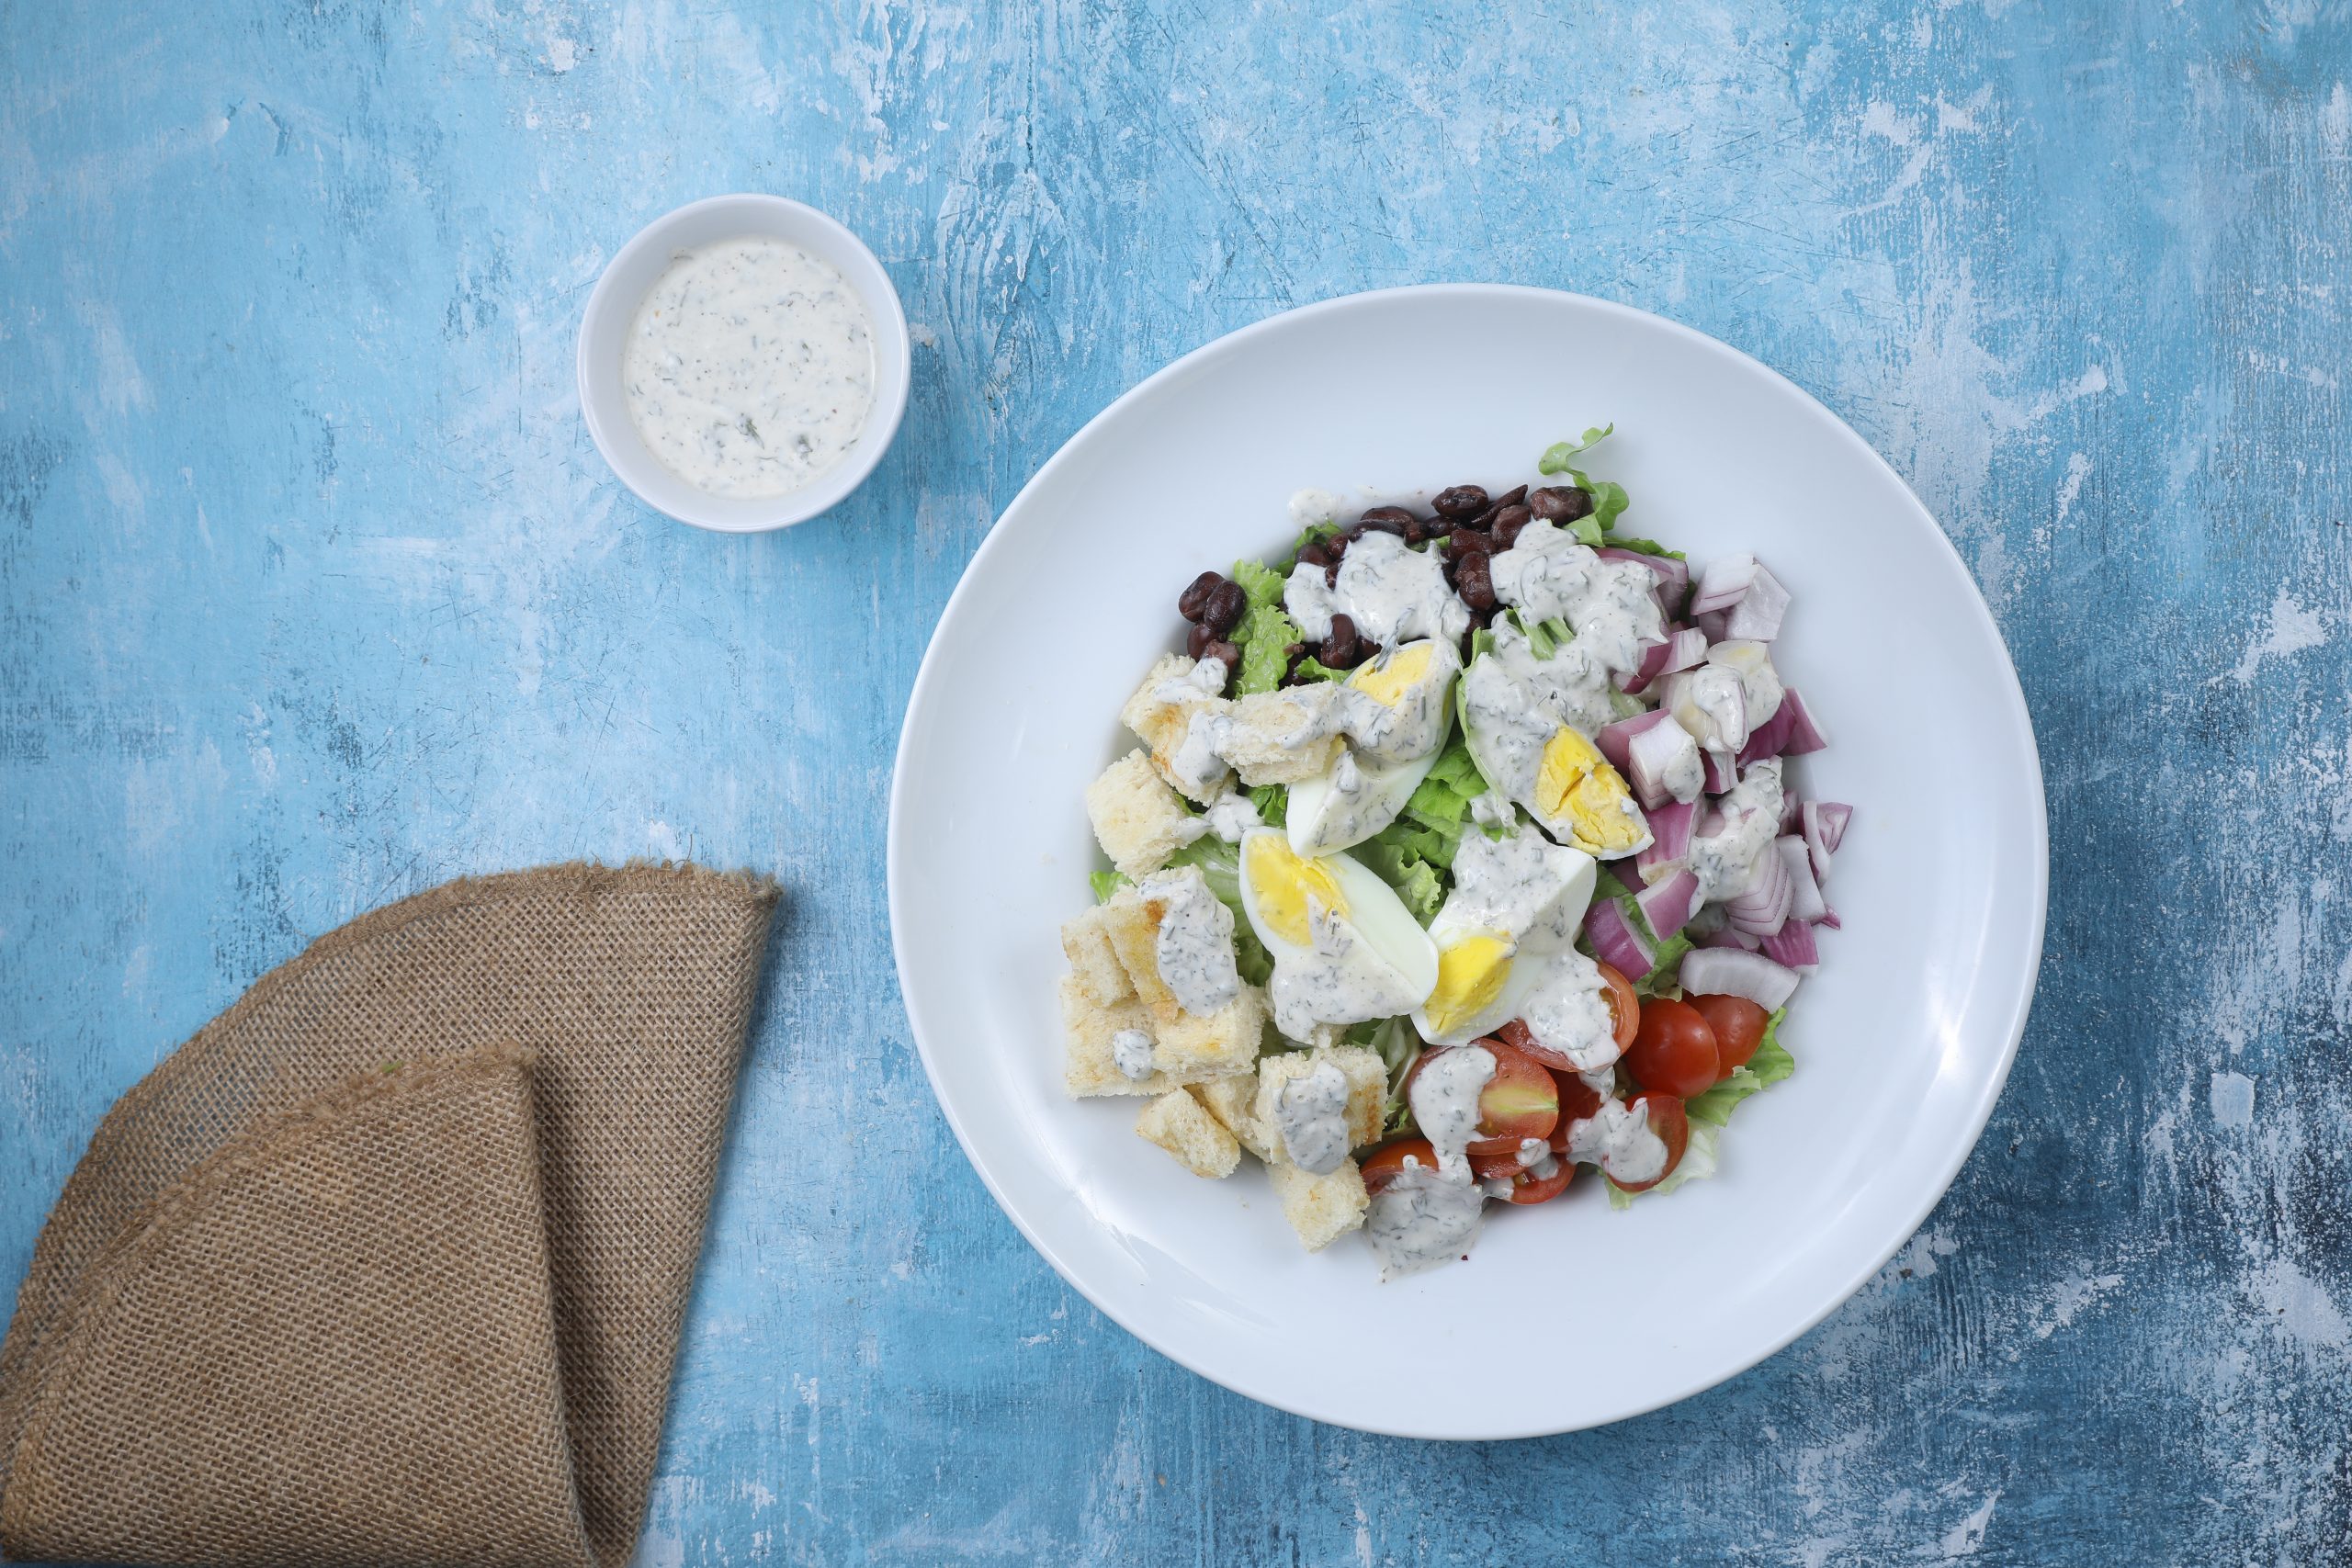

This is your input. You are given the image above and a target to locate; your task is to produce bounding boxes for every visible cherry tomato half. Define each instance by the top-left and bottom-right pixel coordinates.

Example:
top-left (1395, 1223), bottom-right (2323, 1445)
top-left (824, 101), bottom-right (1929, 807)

top-left (1624, 997), bottom-right (1721, 1099)
top-left (1546, 1067), bottom-right (1607, 1155)
top-left (1596, 962), bottom-right (1640, 1052)
top-left (1493, 1018), bottom-right (1574, 1073)
top-left (1690, 994), bottom-right (1769, 1078)
top-left (1464, 1041), bottom-right (1560, 1158)
top-left (1361, 1137), bottom-right (1439, 1196)
top-left (1468, 1144), bottom-right (1576, 1203)
top-left (1610, 1092), bottom-right (1690, 1194)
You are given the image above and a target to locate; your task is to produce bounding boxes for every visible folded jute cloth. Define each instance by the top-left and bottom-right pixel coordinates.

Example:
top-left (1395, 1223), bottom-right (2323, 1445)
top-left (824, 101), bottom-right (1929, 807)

top-left (0, 863), bottom-right (780, 1568)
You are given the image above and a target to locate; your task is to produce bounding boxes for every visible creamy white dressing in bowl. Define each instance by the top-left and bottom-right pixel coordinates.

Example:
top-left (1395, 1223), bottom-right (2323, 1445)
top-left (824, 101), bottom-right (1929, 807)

top-left (578, 195), bottom-right (910, 533)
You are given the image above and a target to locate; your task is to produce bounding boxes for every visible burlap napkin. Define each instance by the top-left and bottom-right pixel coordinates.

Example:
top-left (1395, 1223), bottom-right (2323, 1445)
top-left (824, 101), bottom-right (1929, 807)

top-left (0, 862), bottom-right (780, 1568)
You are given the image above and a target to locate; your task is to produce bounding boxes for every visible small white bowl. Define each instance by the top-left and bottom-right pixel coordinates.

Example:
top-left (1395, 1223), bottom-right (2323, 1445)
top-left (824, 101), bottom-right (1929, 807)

top-left (577, 195), bottom-right (911, 533)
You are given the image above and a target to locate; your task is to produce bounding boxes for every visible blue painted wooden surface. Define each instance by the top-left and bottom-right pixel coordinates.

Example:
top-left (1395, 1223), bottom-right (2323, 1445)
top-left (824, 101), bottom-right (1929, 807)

top-left (4, 2), bottom-right (2348, 1562)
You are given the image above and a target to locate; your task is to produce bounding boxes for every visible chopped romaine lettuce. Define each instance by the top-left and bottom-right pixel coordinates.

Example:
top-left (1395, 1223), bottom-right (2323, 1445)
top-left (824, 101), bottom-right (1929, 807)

top-left (1090, 870), bottom-right (1132, 903)
top-left (1344, 1015), bottom-right (1424, 1133)
top-left (1353, 825), bottom-right (1448, 923)
top-left (1537, 424), bottom-right (1613, 474)
top-left (1231, 557), bottom-right (1287, 609)
top-left (1606, 535), bottom-right (1685, 560)
top-left (1166, 836), bottom-right (1275, 985)
top-left (1232, 600), bottom-right (1301, 694)
top-left (1249, 784), bottom-right (1288, 828)
top-left (1569, 514), bottom-right (1605, 547)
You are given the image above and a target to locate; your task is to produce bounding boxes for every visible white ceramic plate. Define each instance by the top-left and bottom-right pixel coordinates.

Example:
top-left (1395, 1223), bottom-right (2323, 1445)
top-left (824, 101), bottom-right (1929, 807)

top-left (888, 286), bottom-right (2045, 1438)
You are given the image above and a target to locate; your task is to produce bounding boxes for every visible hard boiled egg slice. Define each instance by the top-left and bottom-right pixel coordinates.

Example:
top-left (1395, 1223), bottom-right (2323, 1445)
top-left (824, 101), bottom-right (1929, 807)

top-left (1531, 726), bottom-right (1652, 859)
top-left (1337, 638), bottom-right (1459, 765)
top-left (1239, 829), bottom-right (1440, 1041)
top-left (1412, 828), bottom-right (1596, 1046)
top-left (1286, 742), bottom-right (1442, 858)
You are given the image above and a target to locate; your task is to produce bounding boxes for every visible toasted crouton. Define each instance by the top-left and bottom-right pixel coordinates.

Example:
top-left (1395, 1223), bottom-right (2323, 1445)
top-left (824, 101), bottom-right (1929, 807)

top-left (1096, 886), bottom-right (1181, 1024)
top-left (1059, 904), bottom-right (1135, 1007)
top-left (1250, 1044), bottom-right (1389, 1166)
top-left (1267, 1157), bottom-right (1370, 1251)
top-left (1156, 984), bottom-right (1267, 1077)
top-left (1085, 750), bottom-right (1198, 879)
top-left (1136, 1090), bottom-right (1241, 1178)
top-left (1190, 1072), bottom-right (1273, 1161)
top-left (1059, 976), bottom-right (1248, 1098)
top-left (1219, 688), bottom-right (1346, 786)
top-left (1120, 654), bottom-right (1234, 802)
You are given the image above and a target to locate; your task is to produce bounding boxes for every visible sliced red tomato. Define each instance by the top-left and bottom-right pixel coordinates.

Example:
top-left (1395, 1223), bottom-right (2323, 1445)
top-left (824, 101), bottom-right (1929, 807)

top-left (1595, 962), bottom-right (1640, 1051)
top-left (1611, 1092), bottom-right (1690, 1193)
top-left (1468, 1144), bottom-right (1576, 1203)
top-left (1623, 997), bottom-right (1721, 1099)
top-left (1493, 1019), bottom-right (1581, 1073)
top-left (1360, 1137), bottom-right (1438, 1196)
top-left (1546, 1067), bottom-right (1607, 1155)
top-left (1690, 994), bottom-right (1769, 1077)
top-left (1464, 1041), bottom-right (1559, 1158)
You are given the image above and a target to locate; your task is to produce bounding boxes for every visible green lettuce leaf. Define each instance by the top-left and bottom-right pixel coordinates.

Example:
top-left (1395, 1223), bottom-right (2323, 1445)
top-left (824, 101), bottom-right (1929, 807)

top-left (1089, 870), bottom-right (1132, 903)
top-left (1231, 557), bottom-right (1287, 609)
top-left (1164, 837), bottom-right (1275, 985)
top-left (1569, 514), bottom-right (1605, 547)
top-left (1232, 600), bottom-right (1301, 694)
top-left (1278, 520), bottom-right (1342, 570)
top-left (1292, 656), bottom-right (1351, 683)
top-left (1537, 424), bottom-right (1614, 474)
top-left (1249, 784), bottom-right (1288, 828)
top-left (1345, 1015), bottom-right (1425, 1132)
top-left (1607, 535), bottom-right (1685, 560)
top-left (1352, 825), bottom-right (1448, 922)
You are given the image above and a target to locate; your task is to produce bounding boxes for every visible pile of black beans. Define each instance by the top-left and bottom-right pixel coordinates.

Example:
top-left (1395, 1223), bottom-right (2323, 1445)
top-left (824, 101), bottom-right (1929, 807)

top-left (1171, 478), bottom-right (1598, 684)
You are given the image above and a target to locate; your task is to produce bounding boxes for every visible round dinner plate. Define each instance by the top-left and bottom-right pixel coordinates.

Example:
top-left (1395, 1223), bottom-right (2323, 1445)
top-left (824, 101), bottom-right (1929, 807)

top-left (888, 285), bottom-right (2045, 1438)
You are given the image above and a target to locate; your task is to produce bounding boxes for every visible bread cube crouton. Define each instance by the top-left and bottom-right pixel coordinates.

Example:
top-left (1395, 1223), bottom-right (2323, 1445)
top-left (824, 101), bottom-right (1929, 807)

top-left (1136, 1090), bottom-right (1241, 1179)
top-left (1267, 1157), bottom-right (1370, 1251)
top-left (1155, 984), bottom-right (1267, 1077)
top-left (1096, 886), bottom-right (1182, 1024)
top-left (1084, 750), bottom-right (1198, 880)
top-left (1219, 688), bottom-right (1346, 786)
top-left (1250, 1044), bottom-right (1389, 1166)
top-left (1120, 654), bottom-right (1234, 803)
top-left (1059, 977), bottom-right (1249, 1099)
top-left (1189, 1071), bottom-right (1273, 1161)
top-left (1059, 904), bottom-right (1135, 1008)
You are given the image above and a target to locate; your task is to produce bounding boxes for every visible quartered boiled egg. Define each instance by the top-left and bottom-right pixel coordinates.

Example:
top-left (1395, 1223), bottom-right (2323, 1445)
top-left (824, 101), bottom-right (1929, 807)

top-left (1286, 743), bottom-right (1442, 858)
top-left (1410, 825), bottom-right (1597, 1045)
top-left (1238, 829), bottom-right (1440, 1043)
top-left (1458, 626), bottom-right (1652, 860)
top-left (1337, 638), bottom-right (1460, 765)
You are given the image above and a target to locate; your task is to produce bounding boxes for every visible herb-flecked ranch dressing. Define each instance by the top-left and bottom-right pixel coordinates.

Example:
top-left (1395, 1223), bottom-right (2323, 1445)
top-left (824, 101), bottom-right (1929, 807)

top-left (622, 237), bottom-right (876, 498)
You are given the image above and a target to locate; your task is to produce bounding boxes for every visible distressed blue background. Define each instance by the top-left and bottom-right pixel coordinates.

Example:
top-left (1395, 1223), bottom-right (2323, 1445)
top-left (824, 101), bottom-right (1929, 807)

top-left (5, 2), bottom-right (2348, 1562)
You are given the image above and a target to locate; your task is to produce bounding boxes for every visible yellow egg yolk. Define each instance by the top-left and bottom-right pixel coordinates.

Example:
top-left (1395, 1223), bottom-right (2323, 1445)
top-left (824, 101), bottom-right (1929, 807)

top-left (1534, 727), bottom-right (1647, 854)
top-left (1244, 833), bottom-right (1348, 948)
top-left (1423, 931), bottom-right (1513, 1037)
top-left (1348, 642), bottom-right (1436, 709)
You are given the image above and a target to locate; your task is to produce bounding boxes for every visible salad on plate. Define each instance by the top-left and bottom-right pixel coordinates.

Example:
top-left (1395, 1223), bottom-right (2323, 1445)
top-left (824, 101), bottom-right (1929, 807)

top-left (1057, 428), bottom-right (1853, 1279)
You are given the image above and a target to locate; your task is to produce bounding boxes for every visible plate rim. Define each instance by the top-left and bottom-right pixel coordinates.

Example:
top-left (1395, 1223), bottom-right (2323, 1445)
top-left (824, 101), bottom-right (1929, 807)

top-left (887, 282), bottom-right (2048, 1438)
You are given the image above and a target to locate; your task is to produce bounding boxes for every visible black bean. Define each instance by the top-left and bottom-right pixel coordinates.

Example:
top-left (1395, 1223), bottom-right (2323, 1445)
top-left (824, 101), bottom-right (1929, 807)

top-left (1325, 558), bottom-right (1342, 587)
top-left (1178, 570), bottom-right (1225, 622)
top-left (1489, 503), bottom-right (1532, 547)
top-left (1203, 579), bottom-right (1248, 636)
top-left (1355, 507), bottom-right (1414, 536)
top-left (1432, 484), bottom-right (1489, 517)
top-left (1296, 539), bottom-right (1332, 569)
top-left (1419, 511), bottom-right (1457, 539)
top-left (1490, 484), bottom-right (1528, 511)
top-left (1321, 613), bottom-right (1362, 669)
top-left (1203, 641), bottom-right (1242, 683)
top-left (1528, 485), bottom-right (1593, 523)
top-left (1444, 528), bottom-right (1493, 562)
top-left (1453, 548), bottom-right (1497, 611)
top-left (1186, 621), bottom-right (1215, 660)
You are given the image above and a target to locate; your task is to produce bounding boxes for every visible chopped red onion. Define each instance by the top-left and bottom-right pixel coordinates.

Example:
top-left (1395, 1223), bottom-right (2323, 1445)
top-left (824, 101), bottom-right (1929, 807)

top-left (1758, 916), bottom-right (1819, 969)
top-left (1777, 835), bottom-right (1826, 922)
top-left (1694, 608), bottom-right (1733, 642)
top-left (1777, 688), bottom-right (1830, 755)
top-left (1622, 626), bottom-right (1707, 696)
top-left (1690, 553), bottom-right (1758, 615)
top-left (1726, 841), bottom-right (1793, 934)
top-left (1584, 898), bottom-right (1655, 979)
top-left (1626, 716), bottom-right (1700, 809)
top-left (1635, 869), bottom-right (1702, 941)
top-left (1778, 789), bottom-right (1804, 834)
top-left (1638, 798), bottom-right (1696, 881)
top-left (1738, 703), bottom-right (1795, 768)
top-left (1597, 708), bottom-right (1670, 772)
top-left (1816, 904), bottom-right (1842, 931)
top-left (1802, 801), bottom-right (1836, 884)
top-left (1600, 547), bottom-right (1691, 616)
top-left (1696, 925), bottom-right (1761, 951)
top-left (1677, 948), bottom-right (1801, 1010)
top-left (1724, 562), bottom-right (1789, 641)
top-left (1622, 637), bottom-right (1674, 696)
top-left (1701, 749), bottom-right (1735, 794)
top-left (1811, 800), bottom-right (1852, 852)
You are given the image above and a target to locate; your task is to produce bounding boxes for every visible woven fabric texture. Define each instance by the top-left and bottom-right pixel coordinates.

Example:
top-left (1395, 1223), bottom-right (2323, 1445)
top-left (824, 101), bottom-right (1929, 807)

top-left (0, 863), bottom-right (781, 1568)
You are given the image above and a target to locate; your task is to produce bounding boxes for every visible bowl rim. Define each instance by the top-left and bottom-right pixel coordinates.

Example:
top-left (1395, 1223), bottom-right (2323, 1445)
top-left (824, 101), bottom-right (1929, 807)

top-left (887, 282), bottom-right (2048, 1437)
top-left (575, 193), bottom-right (911, 534)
